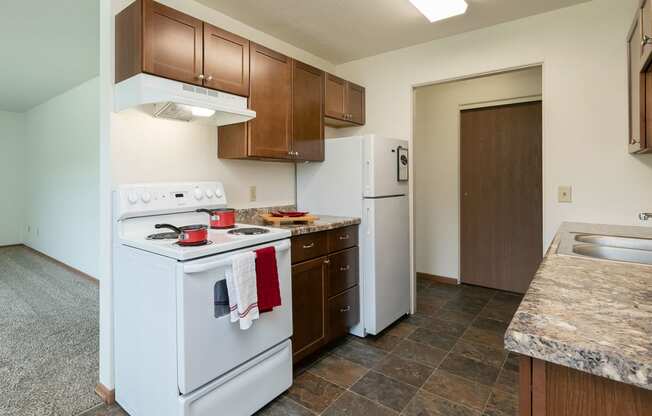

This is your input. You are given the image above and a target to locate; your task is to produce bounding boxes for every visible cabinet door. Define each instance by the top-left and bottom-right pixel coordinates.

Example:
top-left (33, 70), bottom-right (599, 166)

top-left (203, 23), bottom-right (250, 97)
top-left (143, 0), bottom-right (203, 85)
top-left (347, 82), bottom-right (366, 125)
top-left (328, 286), bottom-right (360, 342)
top-left (291, 257), bottom-right (328, 362)
top-left (292, 60), bottom-right (324, 162)
top-left (324, 73), bottom-right (348, 120)
top-left (643, 0), bottom-right (652, 65)
top-left (629, 11), bottom-right (647, 153)
top-left (248, 43), bottom-right (292, 159)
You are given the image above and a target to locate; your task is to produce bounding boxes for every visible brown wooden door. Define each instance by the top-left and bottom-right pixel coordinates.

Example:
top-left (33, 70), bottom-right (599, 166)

top-left (203, 23), bottom-right (250, 96)
top-left (324, 73), bottom-right (348, 120)
top-left (292, 60), bottom-right (324, 161)
top-left (143, 0), bottom-right (203, 85)
top-left (248, 43), bottom-right (292, 159)
top-left (291, 257), bottom-right (328, 362)
top-left (347, 82), bottom-right (366, 125)
top-left (460, 101), bottom-right (543, 293)
top-left (630, 10), bottom-right (648, 154)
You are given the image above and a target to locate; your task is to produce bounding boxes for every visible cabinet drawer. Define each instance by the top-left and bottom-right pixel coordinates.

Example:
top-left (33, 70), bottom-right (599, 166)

top-left (291, 232), bottom-right (328, 264)
top-left (327, 247), bottom-right (359, 297)
top-left (328, 286), bottom-right (359, 342)
top-left (327, 225), bottom-right (358, 252)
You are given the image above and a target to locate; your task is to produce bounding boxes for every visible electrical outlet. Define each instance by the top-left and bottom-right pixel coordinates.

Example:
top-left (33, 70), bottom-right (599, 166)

top-left (249, 186), bottom-right (257, 202)
top-left (558, 186), bottom-right (572, 203)
top-left (27, 225), bottom-right (31, 233)
top-left (36, 227), bottom-right (40, 237)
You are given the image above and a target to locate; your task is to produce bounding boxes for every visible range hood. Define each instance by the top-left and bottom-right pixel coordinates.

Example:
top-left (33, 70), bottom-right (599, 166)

top-left (114, 73), bottom-right (255, 126)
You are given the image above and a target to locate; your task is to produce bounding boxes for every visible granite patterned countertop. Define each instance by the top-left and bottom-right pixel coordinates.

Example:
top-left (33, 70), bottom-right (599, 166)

top-left (252, 214), bottom-right (361, 236)
top-left (504, 222), bottom-right (652, 390)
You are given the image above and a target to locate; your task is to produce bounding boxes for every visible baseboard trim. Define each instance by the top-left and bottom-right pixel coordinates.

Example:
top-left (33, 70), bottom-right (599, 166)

top-left (21, 245), bottom-right (99, 285)
top-left (417, 272), bottom-right (458, 285)
top-left (95, 383), bottom-right (115, 405)
top-left (0, 243), bottom-right (23, 248)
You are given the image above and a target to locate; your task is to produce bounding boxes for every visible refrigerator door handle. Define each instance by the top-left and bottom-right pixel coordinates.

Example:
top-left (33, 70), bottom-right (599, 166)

top-left (366, 206), bottom-right (372, 236)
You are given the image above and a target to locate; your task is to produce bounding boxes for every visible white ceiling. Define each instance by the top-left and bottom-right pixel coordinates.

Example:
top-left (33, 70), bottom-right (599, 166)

top-left (0, 0), bottom-right (99, 112)
top-left (196, 0), bottom-right (590, 64)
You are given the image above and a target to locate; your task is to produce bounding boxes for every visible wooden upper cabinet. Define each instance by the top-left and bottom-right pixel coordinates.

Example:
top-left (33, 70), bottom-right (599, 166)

top-left (324, 74), bottom-right (348, 120)
top-left (324, 73), bottom-right (366, 127)
top-left (203, 23), bottom-right (250, 96)
top-left (642, 0), bottom-right (652, 64)
top-left (292, 60), bottom-right (324, 162)
top-left (247, 44), bottom-right (292, 159)
top-left (628, 7), bottom-right (652, 154)
top-left (142, 0), bottom-right (203, 85)
top-left (116, 0), bottom-right (249, 96)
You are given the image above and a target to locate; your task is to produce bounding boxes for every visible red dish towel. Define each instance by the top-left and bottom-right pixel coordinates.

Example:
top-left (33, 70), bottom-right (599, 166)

top-left (254, 246), bottom-right (282, 313)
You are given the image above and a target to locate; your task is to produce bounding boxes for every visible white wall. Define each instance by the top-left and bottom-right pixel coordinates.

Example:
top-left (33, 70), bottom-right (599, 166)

top-left (414, 68), bottom-right (542, 280)
top-left (335, 0), bottom-right (652, 254)
top-left (24, 77), bottom-right (100, 277)
top-left (111, 109), bottom-right (296, 207)
top-left (0, 111), bottom-right (25, 246)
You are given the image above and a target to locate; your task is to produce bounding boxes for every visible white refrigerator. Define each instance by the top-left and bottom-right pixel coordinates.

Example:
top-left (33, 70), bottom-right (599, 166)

top-left (297, 135), bottom-right (410, 336)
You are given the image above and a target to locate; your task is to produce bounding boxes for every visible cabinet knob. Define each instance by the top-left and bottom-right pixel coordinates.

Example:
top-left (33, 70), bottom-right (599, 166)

top-left (197, 74), bottom-right (205, 80)
top-left (338, 234), bottom-right (350, 240)
top-left (340, 306), bottom-right (351, 313)
top-left (295, 151), bottom-right (300, 156)
top-left (340, 265), bottom-right (351, 272)
top-left (288, 151), bottom-right (294, 155)
top-left (206, 75), bottom-right (213, 81)
top-left (324, 259), bottom-right (331, 264)
top-left (643, 35), bottom-right (652, 46)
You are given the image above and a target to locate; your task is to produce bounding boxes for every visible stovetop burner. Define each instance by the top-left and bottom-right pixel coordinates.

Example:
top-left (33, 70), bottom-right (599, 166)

top-left (146, 232), bottom-right (179, 240)
top-left (175, 240), bottom-right (214, 247)
top-left (228, 227), bottom-right (270, 236)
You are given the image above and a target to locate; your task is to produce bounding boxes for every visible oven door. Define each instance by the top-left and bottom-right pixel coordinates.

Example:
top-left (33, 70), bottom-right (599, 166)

top-left (177, 239), bottom-right (292, 394)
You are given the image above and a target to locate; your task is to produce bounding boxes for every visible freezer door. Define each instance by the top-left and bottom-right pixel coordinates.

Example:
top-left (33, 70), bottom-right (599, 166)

top-left (363, 136), bottom-right (409, 198)
top-left (362, 196), bottom-right (410, 334)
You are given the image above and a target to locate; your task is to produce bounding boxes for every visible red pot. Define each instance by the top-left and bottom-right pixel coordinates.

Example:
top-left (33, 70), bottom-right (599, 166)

top-left (197, 208), bottom-right (236, 229)
top-left (155, 224), bottom-right (208, 246)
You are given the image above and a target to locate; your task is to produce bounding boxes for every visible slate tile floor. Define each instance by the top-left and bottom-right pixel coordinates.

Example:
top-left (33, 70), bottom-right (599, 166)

top-left (80, 278), bottom-right (523, 416)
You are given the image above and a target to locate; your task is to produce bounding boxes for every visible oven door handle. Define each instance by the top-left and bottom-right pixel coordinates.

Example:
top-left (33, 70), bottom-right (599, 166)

top-left (183, 240), bottom-right (291, 274)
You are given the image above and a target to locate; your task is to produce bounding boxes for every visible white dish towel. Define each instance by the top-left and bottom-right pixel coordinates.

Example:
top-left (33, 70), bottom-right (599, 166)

top-left (225, 251), bottom-right (259, 330)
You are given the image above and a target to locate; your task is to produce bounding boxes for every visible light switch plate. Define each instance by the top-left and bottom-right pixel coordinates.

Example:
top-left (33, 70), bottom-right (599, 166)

top-left (558, 186), bottom-right (572, 203)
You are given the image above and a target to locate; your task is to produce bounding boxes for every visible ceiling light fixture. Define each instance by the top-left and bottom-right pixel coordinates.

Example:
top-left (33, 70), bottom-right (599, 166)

top-left (409, 0), bottom-right (468, 23)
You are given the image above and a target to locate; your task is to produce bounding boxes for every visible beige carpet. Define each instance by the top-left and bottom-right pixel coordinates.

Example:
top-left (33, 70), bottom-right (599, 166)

top-left (0, 246), bottom-right (100, 416)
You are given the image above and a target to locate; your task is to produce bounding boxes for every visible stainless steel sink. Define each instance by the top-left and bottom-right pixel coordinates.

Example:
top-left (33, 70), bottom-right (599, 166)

top-left (572, 244), bottom-right (652, 265)
top-left (575, 234), bottom-right (652, 251)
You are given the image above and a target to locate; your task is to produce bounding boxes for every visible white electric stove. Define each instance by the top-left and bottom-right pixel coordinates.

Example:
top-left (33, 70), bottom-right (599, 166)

top-left (113, 182), bottom-right (293, 416)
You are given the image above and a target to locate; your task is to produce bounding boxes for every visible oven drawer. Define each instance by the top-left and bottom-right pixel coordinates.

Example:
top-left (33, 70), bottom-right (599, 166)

top-left (327, 225), bottom-right (358, 253)
top-left (328, 286), bottom-right (360, 342)
top-left (291, 231), bottom-right (328, 264)
top-left (179, 340), bottom-right (292, 416)
top-left (327, 247), bottom-right (359, 297)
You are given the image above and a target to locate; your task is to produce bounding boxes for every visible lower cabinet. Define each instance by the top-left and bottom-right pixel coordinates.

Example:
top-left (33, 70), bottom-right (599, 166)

top-left (290, 226), bottom-right (360, 363)
top-left (519, 356), bottom-right (652, 416)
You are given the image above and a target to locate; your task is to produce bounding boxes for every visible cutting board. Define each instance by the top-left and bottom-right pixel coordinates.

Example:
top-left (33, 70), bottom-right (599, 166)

top-left (260, 213), bottom-right (319, 225)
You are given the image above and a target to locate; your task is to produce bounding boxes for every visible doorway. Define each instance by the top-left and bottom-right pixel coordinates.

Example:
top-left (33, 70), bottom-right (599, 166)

top-left (460, 101), bottom-right (543, 293)
top-left (412, 66), bottom-right (543, 294)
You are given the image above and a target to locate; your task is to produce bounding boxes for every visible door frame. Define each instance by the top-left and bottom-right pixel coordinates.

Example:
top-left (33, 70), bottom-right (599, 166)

top-left (458, 99), bottom-right (543, 291)
top-left (408, 63), bottom-right (545, 307)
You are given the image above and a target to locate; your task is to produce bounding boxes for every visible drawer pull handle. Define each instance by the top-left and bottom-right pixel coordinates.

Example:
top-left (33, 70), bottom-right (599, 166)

top-left (302, 242), bottom-right (315, 249)
top-left (340, 265), bottom-right (351, 272)
top-left (338, 234), bottom-right (350, 240)
top-left (340, 306), bottom-right (351, 313)
top-left (324, 259), bottom-right (331, 264)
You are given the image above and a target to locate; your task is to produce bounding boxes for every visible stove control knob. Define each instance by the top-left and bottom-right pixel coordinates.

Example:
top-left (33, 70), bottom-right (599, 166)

top-left (127, 192), bottom-right (139, 205)
top-left (141, 192), bottom-right (152, 204)
top-left (215, 189), bottom-right (224, 199)
top-left (205, 189), bottom-right (214, 199)
top-left (193, 188), bottom-right (203, 200)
